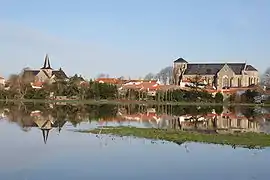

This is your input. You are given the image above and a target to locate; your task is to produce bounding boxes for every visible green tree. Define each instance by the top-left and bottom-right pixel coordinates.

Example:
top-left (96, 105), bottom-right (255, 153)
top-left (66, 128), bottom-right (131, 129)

top-left (24, 88), bottom-right (49, 99)
top-left (242, 90), bottom-right (259, 103)
top-left (215, 92), bottom-right (223, 103)
top-left (215, 106), bottom-right (223, 114)
top-left (50, 80), bottom-right (68, 96)
top-left (172, 89), bottom-right (185, 101)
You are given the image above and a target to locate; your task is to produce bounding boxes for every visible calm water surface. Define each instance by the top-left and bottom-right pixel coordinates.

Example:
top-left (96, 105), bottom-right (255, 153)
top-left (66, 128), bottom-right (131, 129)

top-left (0, 103), bottom-right (270, 180)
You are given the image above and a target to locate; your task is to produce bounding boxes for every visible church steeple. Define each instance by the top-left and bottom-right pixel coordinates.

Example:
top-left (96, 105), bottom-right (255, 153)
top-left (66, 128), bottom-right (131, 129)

top-left (41, 54), bottom-right (52, 69)
top-left (42, 129), bottom-right (50, 144)
top-left (47, 55), bottom-right (51, 69)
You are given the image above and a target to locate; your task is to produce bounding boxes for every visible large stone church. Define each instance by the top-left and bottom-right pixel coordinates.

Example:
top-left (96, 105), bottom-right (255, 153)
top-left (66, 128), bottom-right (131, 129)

top-left (22, 54), bottom-right (68, 83)
top-left (172, 58), bottom-right (259, 90)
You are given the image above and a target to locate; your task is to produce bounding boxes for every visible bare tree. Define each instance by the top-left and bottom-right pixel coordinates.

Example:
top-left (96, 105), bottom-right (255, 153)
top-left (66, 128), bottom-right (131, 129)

top-left (96, 73), bottom-right (109, 78)
top-left (261, 68), bottom-right (270, 88)
top-left (144, 73), bottom-right (156, 80)
top-left (155, 66), bottom-right (173, 85)
top-left (187, 75), bottom-right (204, 90)
top-left (118, 76), bottom-right (125, 80)
top-left (8, 73), bottom-right (34, 99)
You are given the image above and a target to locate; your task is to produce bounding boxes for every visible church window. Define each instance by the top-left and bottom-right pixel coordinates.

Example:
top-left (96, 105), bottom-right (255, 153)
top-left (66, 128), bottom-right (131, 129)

top-left (222, 76), bottom-right (229, 88)
top-left (230, 78), bottom-right (233, 87)
top-left (238, 78), bottom-right (241, 87)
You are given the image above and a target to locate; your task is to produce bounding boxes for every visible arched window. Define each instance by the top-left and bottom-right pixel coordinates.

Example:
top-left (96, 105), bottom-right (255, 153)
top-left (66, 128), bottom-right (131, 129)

top-left (222, 76), bottom-right (229, 88)
top-left (230, 78), bottom-right (233, 87)
top-left (238, 78), bottom-right (241, 87)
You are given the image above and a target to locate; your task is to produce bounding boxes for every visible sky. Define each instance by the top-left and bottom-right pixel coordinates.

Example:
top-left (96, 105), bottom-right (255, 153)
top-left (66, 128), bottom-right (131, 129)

top-left (0, 0), bottom-right (270, 79)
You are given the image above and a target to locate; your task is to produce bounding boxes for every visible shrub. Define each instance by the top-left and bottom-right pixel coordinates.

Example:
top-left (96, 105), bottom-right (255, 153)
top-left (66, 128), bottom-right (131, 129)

top-left (215, 92), bottom-right (223, 103)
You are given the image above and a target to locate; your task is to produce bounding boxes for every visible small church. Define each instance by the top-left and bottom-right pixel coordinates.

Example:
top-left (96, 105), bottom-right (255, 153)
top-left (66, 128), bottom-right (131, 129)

top-left (22, 54), bottom-right (68, 83)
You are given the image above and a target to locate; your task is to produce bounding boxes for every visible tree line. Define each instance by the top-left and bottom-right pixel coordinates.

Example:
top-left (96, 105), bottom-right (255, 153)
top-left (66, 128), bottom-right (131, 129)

top-left (0, 74), bottom-right (118, 100)
top-left (1, 102), bottom-right (261, 132)
top-left (0, 73), bottom-right (225, 103)
top-left (2, 72), bottom-right (269, 104)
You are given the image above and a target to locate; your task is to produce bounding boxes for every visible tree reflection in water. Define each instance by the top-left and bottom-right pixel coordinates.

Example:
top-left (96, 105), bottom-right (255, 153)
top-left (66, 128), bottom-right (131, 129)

top-left (0, 102), bottom-right (269, 145)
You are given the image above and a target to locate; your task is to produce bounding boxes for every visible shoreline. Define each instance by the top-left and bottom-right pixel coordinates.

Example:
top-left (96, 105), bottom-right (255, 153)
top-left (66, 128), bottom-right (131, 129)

top-left (0, 99), bottom-right (268, 106)
top-left (77, 126), bottom-right (270, 149)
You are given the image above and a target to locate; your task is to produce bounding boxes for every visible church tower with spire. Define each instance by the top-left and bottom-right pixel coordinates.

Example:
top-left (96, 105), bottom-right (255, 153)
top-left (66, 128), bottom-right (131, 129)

top-left (22, 54), bottom-right (68, 84)
top-left (41, 54), bottom-right (53, 77)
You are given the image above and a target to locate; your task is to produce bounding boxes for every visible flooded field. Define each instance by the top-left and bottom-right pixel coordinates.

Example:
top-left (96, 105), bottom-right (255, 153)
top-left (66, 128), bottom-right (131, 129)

top-left (0, 103), bottom-right (270, 179)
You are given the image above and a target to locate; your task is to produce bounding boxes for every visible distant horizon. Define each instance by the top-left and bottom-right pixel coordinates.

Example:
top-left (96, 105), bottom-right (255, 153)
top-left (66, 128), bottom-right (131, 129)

top-left (0, 55), bottom-right (266, 80)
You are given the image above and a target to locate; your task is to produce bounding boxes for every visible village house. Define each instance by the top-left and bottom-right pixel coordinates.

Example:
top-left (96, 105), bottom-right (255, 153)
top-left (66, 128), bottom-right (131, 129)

top-left (172, 58), bottom-right (259, 90)
top-left (22, 54), bottom-right (68, 85)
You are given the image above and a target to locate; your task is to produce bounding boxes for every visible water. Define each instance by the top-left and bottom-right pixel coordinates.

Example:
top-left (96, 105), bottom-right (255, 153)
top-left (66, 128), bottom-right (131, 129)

top-left (0, 103), bottom-right (270, 180)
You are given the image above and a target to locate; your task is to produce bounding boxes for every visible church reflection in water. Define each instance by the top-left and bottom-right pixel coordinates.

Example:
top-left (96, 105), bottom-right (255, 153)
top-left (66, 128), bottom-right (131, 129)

top-left (30, 111), bottom-right (67, 144)
top-left (0, 103), bottom-right (270, 144)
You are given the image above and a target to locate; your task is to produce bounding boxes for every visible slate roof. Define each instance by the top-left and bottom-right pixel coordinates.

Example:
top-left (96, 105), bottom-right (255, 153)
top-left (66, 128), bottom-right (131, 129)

top-left (174, 58), bottom-right (188, 63)
top-left (22, 69), bottom-right (68, 80)
top-left (184, 63), bottom-right (257, 75)
top-left (22, 70), bottom-right (40, 79)
top-left (245, 65), bottom-right (257, 71)
top-left (52, 69), bottom-right (68, 79)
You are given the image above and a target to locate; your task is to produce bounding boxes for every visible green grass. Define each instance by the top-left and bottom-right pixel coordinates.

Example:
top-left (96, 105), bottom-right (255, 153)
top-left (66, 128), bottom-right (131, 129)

top-left (77, 126), bottom-right (270, 149)
top-left (0, 98), bottom-right (269, 106)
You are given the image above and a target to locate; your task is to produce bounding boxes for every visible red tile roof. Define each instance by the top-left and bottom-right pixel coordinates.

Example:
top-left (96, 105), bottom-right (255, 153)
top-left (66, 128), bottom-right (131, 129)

top-left (31, 81), bottom-right (44, 87)
top-left (121, 81), bottom-right (160, 91)
top-left (125, 80), bottom-right (158, 83)
top-left (95, 78), bottom-right (123, 84)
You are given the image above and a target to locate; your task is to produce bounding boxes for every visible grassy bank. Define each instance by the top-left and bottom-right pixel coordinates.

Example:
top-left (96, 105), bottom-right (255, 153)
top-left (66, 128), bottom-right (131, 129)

top-left (78, 126), bottom-right (270, 149)
top-left (0, 99), bottom-right (269, 106)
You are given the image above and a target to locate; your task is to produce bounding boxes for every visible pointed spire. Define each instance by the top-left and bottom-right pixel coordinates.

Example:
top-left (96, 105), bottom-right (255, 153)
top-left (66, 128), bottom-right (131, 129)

top-left (47, 55), bottom-right (51, 69)
top-left (41, 54), bottom-right (52, 69)
top-left (42, 129), bottom-right (49, 144)
top-left (42, 54), bottom-right (48, 69)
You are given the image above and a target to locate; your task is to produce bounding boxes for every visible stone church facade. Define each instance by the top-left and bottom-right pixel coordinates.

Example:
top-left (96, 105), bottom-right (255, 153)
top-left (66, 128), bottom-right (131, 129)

top-left (172, 58), bottom-right (259, 90)
top-left (22, 54), bottom-right (68, 83)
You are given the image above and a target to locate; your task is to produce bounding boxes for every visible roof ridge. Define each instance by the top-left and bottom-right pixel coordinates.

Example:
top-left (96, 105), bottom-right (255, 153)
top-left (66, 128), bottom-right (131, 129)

top-left (188, 62), bottom-right (246, 64)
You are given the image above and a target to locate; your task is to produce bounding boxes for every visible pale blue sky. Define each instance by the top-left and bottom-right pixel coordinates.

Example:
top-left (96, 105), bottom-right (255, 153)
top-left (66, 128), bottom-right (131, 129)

top-left (0, 0), bottom-right (270, 79)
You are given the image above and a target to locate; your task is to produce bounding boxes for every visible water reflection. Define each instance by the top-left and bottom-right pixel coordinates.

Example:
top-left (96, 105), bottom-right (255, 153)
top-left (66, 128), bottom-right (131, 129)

top-left (1, 103), bottom-right (270, 179)
top-left (0, 103), bottom-right (270, 144)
